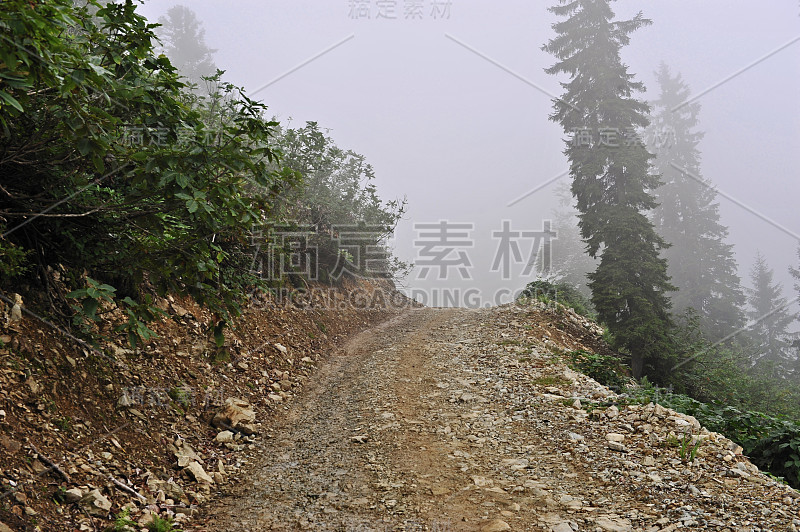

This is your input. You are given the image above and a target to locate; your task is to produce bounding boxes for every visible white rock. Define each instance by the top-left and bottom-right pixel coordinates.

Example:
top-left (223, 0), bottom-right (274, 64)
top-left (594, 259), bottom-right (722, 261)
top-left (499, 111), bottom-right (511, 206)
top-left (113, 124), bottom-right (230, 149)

top-left (274, 343), bottom-right (288, 354)
top-left (185, 461), bottom-right (215, 484)
top-left (501, 458), bottom-right (529, 470)
top-left (215, 430), bottom-right (235, 443)
top-left (471, 475), bottom-right (493, 487)
top-left (481, 519), bottom-right (511, 532)
top-left (567, 432), bottom-right (584, 442)
top-left (81, 489), bottom-right (111, 516)
top-left (64, 488), bottom-right (83, 503)
top-left (595, 516), bottom-right (632, 532)
top-left (9, 294), bottom-right (22, 323)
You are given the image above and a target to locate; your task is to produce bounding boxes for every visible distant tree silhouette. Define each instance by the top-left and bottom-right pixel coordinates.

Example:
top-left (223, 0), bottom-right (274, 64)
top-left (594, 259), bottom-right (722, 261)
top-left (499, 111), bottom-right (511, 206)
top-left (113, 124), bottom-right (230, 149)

top-left (648, 63), bottom-right (746, 342)
top-left (157, 5), bottom-right (217, 92)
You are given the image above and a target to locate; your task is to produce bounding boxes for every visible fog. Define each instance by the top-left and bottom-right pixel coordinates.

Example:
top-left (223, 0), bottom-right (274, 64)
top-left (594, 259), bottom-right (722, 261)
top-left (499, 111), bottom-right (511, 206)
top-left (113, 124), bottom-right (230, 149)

top-left (137, 0), bottom-right (800, 308)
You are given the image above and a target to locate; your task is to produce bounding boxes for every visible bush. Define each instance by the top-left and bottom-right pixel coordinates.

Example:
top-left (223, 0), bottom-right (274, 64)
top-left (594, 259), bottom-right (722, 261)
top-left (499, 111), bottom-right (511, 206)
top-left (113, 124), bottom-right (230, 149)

top-left (563, 349), bottom-right (628, 390)
top-left (518, 280), bottom-right (595, 318)
top-left (0, 0), bottom-right (407, 348)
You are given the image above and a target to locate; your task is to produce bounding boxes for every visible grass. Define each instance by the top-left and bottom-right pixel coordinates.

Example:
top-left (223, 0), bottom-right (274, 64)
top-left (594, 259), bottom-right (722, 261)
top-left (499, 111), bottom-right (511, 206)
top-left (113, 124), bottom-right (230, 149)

top-left (532, 374), bottom-right (572, 387)
top-left (497, 339), bottom-right (521, 346)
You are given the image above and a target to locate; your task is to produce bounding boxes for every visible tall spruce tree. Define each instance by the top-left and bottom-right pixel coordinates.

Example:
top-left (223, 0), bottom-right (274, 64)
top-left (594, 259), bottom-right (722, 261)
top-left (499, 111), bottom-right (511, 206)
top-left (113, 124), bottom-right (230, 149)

top-left (156, 5), bottom-right (217, 92)
top-left (648, 63), bottom-right (746, 342)
top-left (544, 0), bottom-right (674, 378)
top-left (747, 252), bottom-right (795, 379)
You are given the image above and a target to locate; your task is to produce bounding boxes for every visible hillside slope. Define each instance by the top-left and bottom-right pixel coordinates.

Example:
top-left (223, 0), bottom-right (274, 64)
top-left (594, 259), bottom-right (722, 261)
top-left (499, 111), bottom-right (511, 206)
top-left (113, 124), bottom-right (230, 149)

top-left (0, 281), bottom-right (406, 531)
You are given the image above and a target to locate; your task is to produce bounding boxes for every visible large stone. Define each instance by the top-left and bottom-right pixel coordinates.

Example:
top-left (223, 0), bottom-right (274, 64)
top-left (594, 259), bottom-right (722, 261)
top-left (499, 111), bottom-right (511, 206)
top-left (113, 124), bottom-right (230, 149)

top-left (185, 461), bottom-right (214, 484)
top-left (211, 398), bottom-right (257, 434)
top-left (481, 519), bottom-right (511, 532)
top-left (81, 489), bottom-right (112, 516)
top-left (0, 435), bottom-right (21, 454)
top-left (64, 488), bottom-right (83, 503)
top-left (214, 430), bottom-right (235, 443)
top-left (595, 516), bottom-right (632, 532)
top-left (174, 442), bottom-right (202, 468)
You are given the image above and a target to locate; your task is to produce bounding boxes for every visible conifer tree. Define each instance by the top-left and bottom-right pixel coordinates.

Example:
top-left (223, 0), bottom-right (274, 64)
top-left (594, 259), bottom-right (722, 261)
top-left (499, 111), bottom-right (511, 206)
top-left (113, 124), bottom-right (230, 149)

top-left (747, 252), bottom-right (795, 379)
top-left (544, 0), bottom-right (674, 378)
top-left (648, 63), bottom-right (746, 342)
top-left (156, 5), bottom-right (218, 92)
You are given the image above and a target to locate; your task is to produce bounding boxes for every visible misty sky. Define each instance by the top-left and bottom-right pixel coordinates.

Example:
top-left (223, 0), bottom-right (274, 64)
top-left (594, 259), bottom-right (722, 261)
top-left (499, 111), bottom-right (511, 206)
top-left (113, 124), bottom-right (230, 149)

top-left (138, 0), bottom-right (800, 308)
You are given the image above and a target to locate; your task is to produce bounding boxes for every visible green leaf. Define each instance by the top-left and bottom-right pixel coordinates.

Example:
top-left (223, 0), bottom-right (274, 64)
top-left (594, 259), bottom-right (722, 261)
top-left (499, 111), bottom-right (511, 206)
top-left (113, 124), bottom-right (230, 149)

top-left (82, 298), bottom-right (99, 321)
top-left (0, 90), bottom-right (23, 112)
top-left (77, 137), bottom-right (92, 156)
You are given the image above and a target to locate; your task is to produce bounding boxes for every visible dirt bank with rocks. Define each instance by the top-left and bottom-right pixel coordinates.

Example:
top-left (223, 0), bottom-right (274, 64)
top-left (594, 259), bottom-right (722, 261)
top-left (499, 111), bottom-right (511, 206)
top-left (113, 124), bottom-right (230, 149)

top-left (0, 280), bottom-right (407, 531)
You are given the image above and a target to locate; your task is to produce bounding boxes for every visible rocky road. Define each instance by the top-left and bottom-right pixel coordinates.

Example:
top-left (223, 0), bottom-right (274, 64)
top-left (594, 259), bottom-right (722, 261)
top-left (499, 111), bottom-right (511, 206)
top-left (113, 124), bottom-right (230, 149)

top-left (197, 306), bottom-right (800, 531)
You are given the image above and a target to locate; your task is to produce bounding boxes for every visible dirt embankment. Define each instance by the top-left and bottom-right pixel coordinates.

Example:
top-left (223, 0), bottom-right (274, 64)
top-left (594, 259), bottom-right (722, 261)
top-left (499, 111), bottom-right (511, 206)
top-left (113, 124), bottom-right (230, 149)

top-left (0, 280), bottom-right (408, 531)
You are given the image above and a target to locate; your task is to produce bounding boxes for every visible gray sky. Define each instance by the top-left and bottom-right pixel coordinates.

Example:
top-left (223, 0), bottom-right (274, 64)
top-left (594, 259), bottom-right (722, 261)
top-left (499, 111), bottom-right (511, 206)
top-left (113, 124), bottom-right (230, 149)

top-left (138, 0), bottom-right (800, 307)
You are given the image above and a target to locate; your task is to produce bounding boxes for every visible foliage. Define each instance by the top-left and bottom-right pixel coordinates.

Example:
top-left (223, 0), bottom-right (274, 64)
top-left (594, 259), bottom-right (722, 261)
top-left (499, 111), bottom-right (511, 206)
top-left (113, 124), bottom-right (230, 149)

top-left (532, 374), bottom-right (572, 387)
top-left (67, 278), bottom-right (164, 348)
top-left (677, 432), bottom-right (702, 463)
top-left (115, 295), bottom-right (164, 349)
top-left (147, 515), bottom-right (182, 532)
top-left (648, 63), bottom-right (746, 342)
top-left (0, 232), bottom-right (31, 279)
top-left (168, 383), bottom-right (191, 409)
top-left (0, 0), bottom-right (297, 329)
top-left (106, 508), bottom-right (137, 532)
top-left (518, 279), bottom-right (595, 318)
top-left (67, 277), bottom-right (117, 328)
top-left (543, 0), bottom-right (675, 379)
top-left (746, 252), bottom-right (796, 379)
top-left (273, 122), bottom-right (410, 282)
top-left (563, 349), bottom-right (627, 390)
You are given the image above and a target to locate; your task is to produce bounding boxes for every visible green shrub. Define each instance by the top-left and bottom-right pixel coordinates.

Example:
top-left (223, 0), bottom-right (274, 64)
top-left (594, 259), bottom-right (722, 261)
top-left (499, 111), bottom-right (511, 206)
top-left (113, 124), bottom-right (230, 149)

top-left (147, 515), bottom-right (182, 532)
top-left (518, 280), bottom-right (595, 318)
top-left (564, 350), bottom-right (627, 390)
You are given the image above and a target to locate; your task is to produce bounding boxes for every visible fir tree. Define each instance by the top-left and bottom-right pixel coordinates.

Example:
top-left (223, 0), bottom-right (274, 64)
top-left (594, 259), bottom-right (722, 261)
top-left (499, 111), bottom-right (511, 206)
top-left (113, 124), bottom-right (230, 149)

top-left (747, 252), bottom-right (795, 379)
top-left (648, 63), bottom-right (746, 342)
top-left (544, 0), bottom-right (675, 378)
top-left (156, 5), bottom-right (218, 92)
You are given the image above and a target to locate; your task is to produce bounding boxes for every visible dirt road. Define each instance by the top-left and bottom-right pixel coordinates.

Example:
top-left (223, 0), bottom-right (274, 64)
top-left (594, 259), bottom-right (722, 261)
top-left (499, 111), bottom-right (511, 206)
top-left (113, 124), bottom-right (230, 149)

top-left (197, 306), bottom-right (800, 531)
